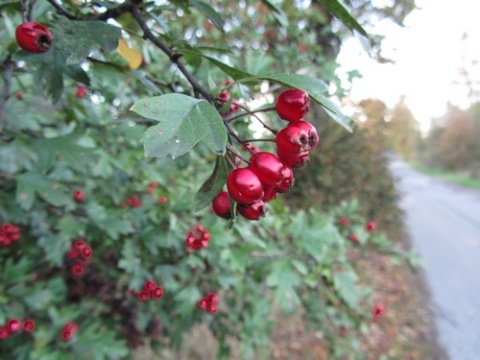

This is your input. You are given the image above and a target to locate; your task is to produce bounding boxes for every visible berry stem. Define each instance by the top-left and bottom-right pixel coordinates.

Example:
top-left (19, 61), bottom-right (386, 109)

top-left (226, 144), bottom-right (250, 165)
top-left (229, 102), bottom-right (278, 134)
top-left (19, 0), bottom-right (27, 22)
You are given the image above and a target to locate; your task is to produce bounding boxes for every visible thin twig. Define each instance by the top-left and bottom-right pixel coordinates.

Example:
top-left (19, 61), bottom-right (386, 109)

top-left (130, 5), bottom-right (213, 103)
top-left (26, 0), bottom-right (36, 21)
top-left (0, 55), bottom-right (14, 133)
top-left (45, 0), bottom-right (77, 20)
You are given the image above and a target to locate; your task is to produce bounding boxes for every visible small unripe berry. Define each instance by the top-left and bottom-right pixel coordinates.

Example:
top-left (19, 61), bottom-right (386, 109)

top-left (276, 89), bottom-right (310, 122)
top-left (15, 22), bottom-right (54, 54)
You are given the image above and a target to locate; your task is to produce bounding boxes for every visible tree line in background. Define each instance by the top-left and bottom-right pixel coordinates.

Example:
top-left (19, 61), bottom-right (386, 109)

top-left (356, 97), bottom-right (480, 180)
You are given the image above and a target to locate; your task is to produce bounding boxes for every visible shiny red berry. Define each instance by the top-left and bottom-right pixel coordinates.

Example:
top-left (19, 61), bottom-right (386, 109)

top-left (0, 326), bottom-right (9, 340)
top-left (237, 201), bottom-right (266, 221)
top-left (151, 286), bottom-right (164, 300)
top-left (144, 279), bottom-right (157, 291)
top-left (75, 86), bottom-right (88, 98)
top-left (276, 148), bottom-right (310, 169)
top-left (226, 168), bottom-right (264, 205)
top-left (339, 217), bottom-right (349, 226)
top-left (276, 121), bottom-right (319, 154)
top-left (366, 221), bottom-right (377, 232)
top-left (249, 152), bottom-right (287, 188)
top-left (275, 89), bottom-right (309, 122)
top-left (262, 186), bottom-right (277, 202)
top-left (15, 22), bottom-right (54, 54)
top-left (212, 191), bottom-right (232, 219)
top-left (348, 234), bottom-right (358, 243)
top-left (275, 166), bottom-right (294, 192)
top-left (7, 319), bottom-right (21, 333)
top-left (23, 319), bottom-right (35, 332)
top-left (73, 190), bottom-right (84, 203)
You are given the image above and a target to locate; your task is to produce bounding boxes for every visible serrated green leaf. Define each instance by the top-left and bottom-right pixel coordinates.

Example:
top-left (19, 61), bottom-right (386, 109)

top-left (131, 94), bottom-right (227, 158)
top-left (202, 55), bottom-right (254, 80)
top-left (16, 172), bottom-right (71, 210)
top-left (39, 234), bottom-right (70, 266)
top-left (319, 0), bottom-right (368, 38)
top-left (194, 156), bottom-right (228, 211)
top-left (52, 17), bottom-right (122, 64)
top-left (57, 216), bottom-right (86, 237)
top-left (190, 0), bottom-right (225, 31)
top-left (333, 271), bottom-right (359, 308)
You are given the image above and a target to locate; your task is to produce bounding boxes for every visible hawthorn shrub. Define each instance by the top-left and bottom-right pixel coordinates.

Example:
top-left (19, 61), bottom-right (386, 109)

top-left (0, 0), bottom-right (415, 358)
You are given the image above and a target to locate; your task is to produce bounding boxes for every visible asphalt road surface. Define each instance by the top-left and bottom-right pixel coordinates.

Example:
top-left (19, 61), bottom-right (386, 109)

top-left (389, 159), bottom-right (480, 360)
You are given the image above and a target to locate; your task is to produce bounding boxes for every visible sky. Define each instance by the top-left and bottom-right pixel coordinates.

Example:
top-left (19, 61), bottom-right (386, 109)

top-left (336, 0), bottom-right (480, 131)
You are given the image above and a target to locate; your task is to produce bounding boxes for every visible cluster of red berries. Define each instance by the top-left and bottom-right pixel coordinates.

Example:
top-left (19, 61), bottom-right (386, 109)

top-left (338, 217), bottom-right (378, 243)
top-left (120, 195), bottom-right (142, 208)
top-left (130, 279), bottom-right (164, 302)
top-left (15, 21), bottom-right (53, 54)
top-left (73, 190), bottom-right (85, 203)
top-left (146, 181), bottom-right (158, 194)
top-left (185, 225), bottom-right (210, 252)
top-left (217, 91), bottom-right (240, 117)
top-left (61, 321), bottom-right (78, 341)
top-left (0, 223), bottom-right (21, 248)
top-left (197, 293), bottom-right (218, 314)
top-left (68, 240), bottom-right (93, 276)
top-left (212, 89), bottom-right (317, 221)
top-left (0, 319), bottom-right (35, 340)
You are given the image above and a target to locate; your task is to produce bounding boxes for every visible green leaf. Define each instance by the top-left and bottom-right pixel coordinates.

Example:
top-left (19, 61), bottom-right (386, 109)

top-left (190, 0), bottom-right (225, 31)
top-left (16, 172), bottom-right (71, 210)
top-left (57, 216), bottom-right (86, 237)
top-left (261, 0), bottom-right (288, 27)
top-left (39, 234), bottom-right (70, 266)
top-left (315, 93), bottom-right (355, 132)
top-left (333, 271), bottom-right (359, 308)
top-left (202, 55), bottom-right (254, 80)
top-left (193, 156), bottom-right (228, 211)
top-left (52, 17), bottom-right (122, 64)
top-left (318, 0), bottom-right (369, 38)
top-left (131, 94), bottom-right (227, 158)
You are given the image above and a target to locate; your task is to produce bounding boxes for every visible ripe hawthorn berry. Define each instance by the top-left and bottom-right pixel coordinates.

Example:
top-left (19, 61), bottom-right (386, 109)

top-left (373, 304), bottom-right (386, 322)
top-left (137, 289), bottom-right (150, 302)
top-left (275, 166), bottom-right (294, 193)
top-left (73, 190), bottom-right (85, 203)
top-left (262, 186), bottom-right (277, 202)
top-left (226, 168), bottom-right (264, 205)
top-left (7, 319), bottom-right (21, 333)
top-left (366, 221), bottom-right (377, 232)
top-left (212, 190), bottom-right (232, 219)
top-left (275, 89), bottom-right (310, 122)
top-left (23, 319), bottom-right (35, 332)
top-left (75, 86), bottom-right (88, 98)
top-left (275, 120), bottom-right (319, 154)
top-left (348, 234), bottom-right (358, 243)
top-left (339, 217), bottom-right (349, 226)
top-left (249, 152), bottom-right (287, 188)
top-left (0, 327), bottom-right (9, 340)
top-left (276, 148), bottom-right (310, 169)
top-left (16, 92), bottom-right (24, 100)
top-left (72, 263), bottom-right (84, 276)
top-left (237, 200), bottom-right (266, 221)
top-left (15, 22), bottom-right (53, 54)
top-left (151, 286), bottom-right (164, 300)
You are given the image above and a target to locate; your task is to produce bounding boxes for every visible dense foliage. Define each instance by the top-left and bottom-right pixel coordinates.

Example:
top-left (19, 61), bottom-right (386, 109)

top-left (0, 0), bottom-right (417, 358)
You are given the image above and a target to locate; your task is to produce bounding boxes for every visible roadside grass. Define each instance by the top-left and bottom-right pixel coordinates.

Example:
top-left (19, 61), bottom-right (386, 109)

top-left (409, 163), bottom-right (480, 190)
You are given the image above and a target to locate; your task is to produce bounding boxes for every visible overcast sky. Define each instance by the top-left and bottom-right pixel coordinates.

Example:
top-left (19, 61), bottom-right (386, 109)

top-left (337, 0), bottom-right (480, 130)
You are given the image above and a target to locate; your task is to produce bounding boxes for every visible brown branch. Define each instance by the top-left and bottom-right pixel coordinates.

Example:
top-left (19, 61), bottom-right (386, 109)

top-left (129, 5), bottom-right (213, 103)
top-left (0, 55), bottom-right (14, 133)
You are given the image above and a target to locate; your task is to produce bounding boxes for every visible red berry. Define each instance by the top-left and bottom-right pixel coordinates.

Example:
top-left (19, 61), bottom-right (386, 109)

top-left (276, 148), bottom-right (310, 169)
top-left (143, 279), bottom-right (157, 291)
top-left (275, 89), bottom-right (309, 122)
top-left (226, 168), bottom-right (264, 205)
top-left (339, 217), bottom-right (349, 226)
top-left (249, 152), bottom-right (287, 188)
top-left (16, 92), bottom-right (24, 100)
top-left (0, 326), bottom-right (9, 340)
top-left (75, 86), bottom-right (88, 98)
top-left (366, 221), bottom-right (377, 232)
top-left (207, 293), bottom-right (218, 306)
top-left (73, 190), bottom-right (85, 203)
top-left (63, 321), bottom-right (78, 333)
top-left (81, 246), bottom-right (92, 259)
top-left (15, 22), bottom-right (53, 54)
top-left (208, 304), bottom-right (218, 314)
top-left (275, 166), bottom-right (294, 193)
top-left (203, 21), bottom-right (213, 30)
top-left (262, 186), bottom-right (277, 202)
top-left (212, 191), bottom-right (231, 219)
top-left (73, 240), bottom-right (86, 250)
top-left (151, 286), bottom-right (164, 300)
top-left (7, 319), bottom-right (21, 333)
top-left (158, 196), bottom-right (168, 204)
top-left (72, 263), bottom-right (84, 276)
top-left (198, 298), bottom-right (208, 310)
top-left (217, 92), bottom-right (230, 105)
top-left (373, 304), bottom-right (386, 322)
top-left (61, 330), bottom-right (73, 341)
top-left (68, 249), bottom-right (78, 259)
top-left (237, 201), bottom-right (266, 221)
top-left (22, 319), bottom-right (35, 332)
top-left (137, 289), bottom-right (150, 302)
top-left (275, 121), bottom-right (318, 154)
top-left (148, 182), bottom-right (158, 189)
top-left (348, 234), bottom-right (358, 243)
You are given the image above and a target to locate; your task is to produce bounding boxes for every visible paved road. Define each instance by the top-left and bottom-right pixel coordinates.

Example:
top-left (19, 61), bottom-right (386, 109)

top-left (389, 159), bottom-right (480, 360)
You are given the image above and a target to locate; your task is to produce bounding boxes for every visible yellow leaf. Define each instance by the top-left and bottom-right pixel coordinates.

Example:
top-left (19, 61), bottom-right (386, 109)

top-left (117, 38), bottom-right (142, 69)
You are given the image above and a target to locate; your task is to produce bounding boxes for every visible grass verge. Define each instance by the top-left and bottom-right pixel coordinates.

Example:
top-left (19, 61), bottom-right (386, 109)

top-left (409, 163), bottom-right (480, 190)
